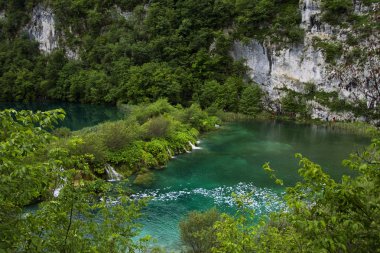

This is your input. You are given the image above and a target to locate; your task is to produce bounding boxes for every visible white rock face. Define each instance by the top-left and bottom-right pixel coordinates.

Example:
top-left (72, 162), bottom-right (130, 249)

top-left (27, 5), bottom-right (58, 53)
top-left (231, 0), bottom-right (379, 121)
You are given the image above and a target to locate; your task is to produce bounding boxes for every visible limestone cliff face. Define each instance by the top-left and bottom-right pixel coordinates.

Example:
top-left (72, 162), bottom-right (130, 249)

top-left (27, 5), bottom-right (58, 53)
top-left (24, 2), bottom-right (379, 120)
top-left (231, 0), bottom-right (379, 121)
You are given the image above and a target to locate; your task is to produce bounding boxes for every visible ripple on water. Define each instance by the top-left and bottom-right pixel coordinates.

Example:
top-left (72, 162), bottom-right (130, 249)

top-left (131, 182), bottom-right (286, 216)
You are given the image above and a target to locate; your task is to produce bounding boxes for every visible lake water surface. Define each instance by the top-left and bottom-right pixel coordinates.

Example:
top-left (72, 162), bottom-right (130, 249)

top-left (0, 102), bottom-right (122, 130)
top-left (134, 120), bottom-right (370, 250)
top-left (2, 104), bottom-right (369, 250)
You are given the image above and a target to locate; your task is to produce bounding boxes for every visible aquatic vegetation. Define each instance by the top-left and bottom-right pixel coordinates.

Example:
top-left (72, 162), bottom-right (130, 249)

top-left (53, 99), bottom-right (218, 182)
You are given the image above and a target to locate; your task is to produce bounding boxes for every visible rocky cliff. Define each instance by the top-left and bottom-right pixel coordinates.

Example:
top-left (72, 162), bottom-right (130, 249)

top-left (27, 5), bottom-right (58, 53)
top-left (23, 1), bottom-right (379, 121)
top-left (231, 0), bottom-right (379, 121)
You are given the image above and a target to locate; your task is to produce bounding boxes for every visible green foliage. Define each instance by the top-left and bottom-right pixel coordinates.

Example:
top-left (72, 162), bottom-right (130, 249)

top-left (313, 38), bottom-right (343, 64)
top-left (144, 139), bottom-right (170, 165)
top-left (66, 100), bottom-right (216, 179)
top-left (205, 137), bottom-right (380, 253)
top-left (180, 208), bottom-right (222, 253)
top-left (0, 109), bottom-right (148, 252)
top-left (233, 0), bottom-right (304, 44)
top-left (116, 62), bottom-right (182, 104)
top-left (134, 171), bottom-right (155, 187)
top-left (239, 84), bottom-right (264, 116)
top-left (143, 116), bottom-right (171, 139)
top-left (98, 120), bottom-right (139, 151)
top-left (280, 90), bottom-right (310, 118)
top-left (321, 0), bottom-right (353, 25)
top-left (176, 103), bottom-right (221, 132)
top-left (0, 0), bottom-right (303, 109)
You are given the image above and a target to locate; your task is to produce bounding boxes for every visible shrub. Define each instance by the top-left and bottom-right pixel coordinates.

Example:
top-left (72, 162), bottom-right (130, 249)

top-left (313, 38), bottom-right (343, 64)
top-left (179, 208), bottom-right (221, 253)
top-left (239, 85), bottom-right (263, 116)
top-left (130, 99), bottom-right (174, 124)
top-left (321, 0), bottom-right (353, 25)
top-left (177, 104), bottom-right (219, 132)
top-left (107, 142), bottom-right (158, 171)
top-left (144, 139), bottom-right (170, 166)
top-left (168, 131), bottom-right (196, 153)
top-left (133, 172), bottom-right (155, 187)
top-left (74, 133), bottom-right (107, 164)
top-left (143, 116), bottom-right (171, 139)
top-left (98, 121), bottom-right (133, 151)
top-left (281, 91), bottom-right (310, 118)
top-left (52, 127), bottom-right (72, 138)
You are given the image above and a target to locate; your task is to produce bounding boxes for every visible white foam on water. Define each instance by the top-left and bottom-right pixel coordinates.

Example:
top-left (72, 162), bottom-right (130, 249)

top-left (189, 141), bottom-right (202, 150)
top-left (131, 182), bottom-right (285, 215)
top-left (105, 164), bottom-right (122, 181)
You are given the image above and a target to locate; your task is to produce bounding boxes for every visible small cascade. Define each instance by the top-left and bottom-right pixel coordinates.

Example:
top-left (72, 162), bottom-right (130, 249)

top-left (53, 185), bottom-right (63, 197)
top-left (105, 164), bottom-right (122, 181)
top-left (189, 141), bottom-right (202, 150)
top-left (184, 147), bottom-right (191, 153)
top-left (167, 147), bottom-right (175, 158)
top-left (53, 166), bottom-right (65, 198)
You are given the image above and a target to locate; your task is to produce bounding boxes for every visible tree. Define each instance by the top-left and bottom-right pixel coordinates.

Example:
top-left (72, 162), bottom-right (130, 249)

top-left (239, 84), bottom-right (263, 115)
top-left (210, 137), bottom-right (380, 253)
top-left (0, 109), bottom-right (148, 252)
top-left (179, 208), bottom-right (222, 253)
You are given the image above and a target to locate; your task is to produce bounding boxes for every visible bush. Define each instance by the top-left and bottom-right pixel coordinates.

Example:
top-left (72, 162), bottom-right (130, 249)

top-left (177, 103), bottom-right (219, 132)
top-left (74, 133), bottom-right (107, 164)
top-left (313, 38), bottom-right (343, 64)
top-left (144, 139), bottom-right (170, 165)
top-left (239, 85), bottom-right (263, 116)
top-left (143, 116), bottom-right (171, 139)
top-left (131, 99), bottom-right (174, 124)
top-left (98, 120), bottom-right (134, 151)
top-left (133, 172), bottom-right (155, 187)
top-left (107, 142), bottom-right (158, 171)
top-left (52, 127), bottom-right (72, 138)
top-left (321, 0), bottom-right (353, 25)
top-left (281, 91), bottom-right (310, 118)
top-left (179, 208), bottom-right (221, 253)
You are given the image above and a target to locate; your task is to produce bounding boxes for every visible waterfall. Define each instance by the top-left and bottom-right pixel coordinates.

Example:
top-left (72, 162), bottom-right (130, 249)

top-left (189, 141), bottom-right (202, 150)
top-left (167, 147), bottom-right (175, 158)
top-left (105, 164), bottom-right (122, 181)
top-left (53, 166), bottom-right (65, 197)
top-left (53, 185), bottom-right (63, 197)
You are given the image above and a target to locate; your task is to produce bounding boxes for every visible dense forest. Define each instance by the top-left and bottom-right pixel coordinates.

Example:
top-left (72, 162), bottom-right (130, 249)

top-left (1, 0), bottom-right (380, 252)
top-left (1, 0), bottom-right (378, 119)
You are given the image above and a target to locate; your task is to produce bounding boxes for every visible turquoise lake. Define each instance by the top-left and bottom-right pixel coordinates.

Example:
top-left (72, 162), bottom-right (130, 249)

top-left (0, 102), bottom-right (122, 130)
top-left (2, 104), bottom-right (370, 250)
top-left (134, 120), bottom-right (370, 250)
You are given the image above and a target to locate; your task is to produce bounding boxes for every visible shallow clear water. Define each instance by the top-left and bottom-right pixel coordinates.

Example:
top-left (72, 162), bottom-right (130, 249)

top-left (134, 120), bottom-right (370, 250)
top-left (0, 102), bottom-right (122, 130)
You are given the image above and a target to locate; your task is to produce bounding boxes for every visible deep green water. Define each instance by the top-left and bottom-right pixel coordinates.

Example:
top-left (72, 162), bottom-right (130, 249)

top-left (133, 120), bottom-right (370, 250)
top-left (0, 102), bottom-right (122, 130)
top-left (4, 103), bottom-right (369, 250)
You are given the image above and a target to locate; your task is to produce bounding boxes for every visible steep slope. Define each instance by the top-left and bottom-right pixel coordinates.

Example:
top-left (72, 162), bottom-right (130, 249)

top-left (0, 0), bottom-right (378, 122)
top-left (232, 0), bottom-right (379, 121)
